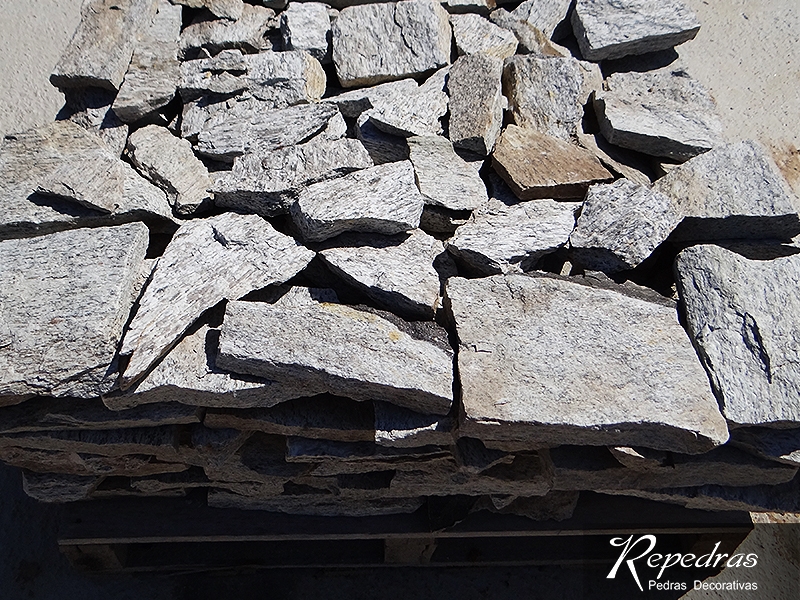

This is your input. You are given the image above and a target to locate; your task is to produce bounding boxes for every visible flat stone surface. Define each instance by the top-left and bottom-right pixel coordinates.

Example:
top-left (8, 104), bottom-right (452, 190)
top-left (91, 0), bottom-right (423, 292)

top-left (576, 131), bottom-right (654, 186)
top-left (331, 0), bottom-right (451, 87)
top-left (319, 229), bottom-right (444, 319)
top-left (445, 274), bottom-right (729, 452)
top-left (119, 213), bottom-right (313, 389)
top-left (448, 53), bottom-right (505, 155)
top-left (355, 114), bottom-right (410, 165)
top-left (323, 79), bottom-right (419, 119)
top-left (492, 125), bottom-right (613, 199)
top-left (373, 401), bottom-right (454, 448)
top-left (653, 140), bottom-right (800, 241)
top-left (450, 13), bottom-right (517, 59)
top-left (51, 0), bottom-right (160, 90)
top-left (0, 223), bottom-right (148, 400)
top-left (367, 68), bottom-right (449, 137)
top-left (22, 472), bottom-right (100, 503)
top-left (113, 0), bottom-right (182, 123)
top-left (126, 125), bottom-right (212, 215)
top-left (490, 9), bottom-right (571, 56)
top-left (569, 178), bottom-right (681, 273)
top-left (448, 198), bottom-right (580, 275)
top-left (213, 137), bottom-right (372, 217)
top-left (58, 88), bottom-right (130, 157)
top-left (280, 2), bottom-right (332, 63)
top-left (573, 0), bottom-right (700, 62)
top-left (730, 428), bottom-right (800, 467)
top-left (218, 300), bottom-right (454, 414)
top-left (290, 161), bottom-right (425, 242)
top-left (675, 244), bottom-right (800, 427)
top-left (408, 135), bottom-right (488, 211)
top-left (178, 3), bottom-right (275, 58)
top-left (511, 0), bottom-right (572, 39)
top-left (1, 447), bottom-right (188, 478)
top-left (594, 69), bottom-right (724, 160)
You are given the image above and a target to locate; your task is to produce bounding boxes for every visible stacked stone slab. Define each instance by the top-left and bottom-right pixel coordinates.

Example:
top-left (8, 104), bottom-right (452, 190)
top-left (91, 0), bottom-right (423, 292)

top-left (1, 0), bottom-right (799, 518)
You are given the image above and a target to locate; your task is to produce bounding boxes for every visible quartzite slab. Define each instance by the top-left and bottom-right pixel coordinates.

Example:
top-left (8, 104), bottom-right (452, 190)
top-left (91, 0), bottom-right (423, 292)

top-left (22, 472), bottom-right (101, 503)
top-left (323, 79), bottom-right (419, 119)
top-left (178, 3), bottom-right (275, 58)
top-left (218, 300), bottom-right (454, 414)
top-left (0, 223), bottom-right (148, 400)
top-left (374, 401), bottom-right (454, 448)
top-left (450, 13), bottom-right (518, 59)
top-left (490, 9), bottom-right (570, 56)
top-left (448, 53), bottom-right (505, 155)
top-left (1, 447), bottom-right (188, 477)
top-left (445, 274), bottom-right (729, 452)
top-left (119, 213), bottom-right (313, 389)
top-left (280, 2), bottom-right (332, 63)
top-left (730, 428), bottom-right (800, 467)
top-left (511, 0), bottom-right (572, 39)
top-left (367, 68), bottom-right (449, 137)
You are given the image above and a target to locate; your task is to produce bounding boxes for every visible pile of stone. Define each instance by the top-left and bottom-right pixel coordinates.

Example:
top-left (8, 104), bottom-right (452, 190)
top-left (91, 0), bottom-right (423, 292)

top-left (1, 0), bottom-right (799, 520)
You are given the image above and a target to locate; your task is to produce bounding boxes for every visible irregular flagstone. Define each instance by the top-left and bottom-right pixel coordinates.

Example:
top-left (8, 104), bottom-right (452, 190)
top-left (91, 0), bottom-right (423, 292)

top-left (448, 53), bottom-right (505, 155)
top-left (594, 69), bottom-right (724, 160)
top-left (178, 3), bottom-right (276, 58)
top-left (675, 245), bottom-right (800, 427)
top-left (448, 198), bottom-right (580, 275)
top-left (212, 137), bottom-right (372, 217)
top-left (493, 125), bottom-right (613, 199)
top-left (491, 9), bottom-right (570, 56)
top-left (367, 68), bottom-right (449, 137)
top-left (653, 141), bottom-right (800, 241)
top-left (450, 14), bottom-right (518, 59)
top-left (290, 161), bottom-right (425, 242)
top-left (50, 0), bottom-right (160, 90)
top-left (373, 401), bottom-right (454, 448)
top-left (119, 213), bottom-right (314, 389)
top-left (1, 447), bottom-right (188, 477)
top-left (113, 0), bottom-right (182, 123)
top-left (568, 179), bottom-right (681, 273)
top-left (287, 437), bottom-right (450, 465)
top-left (355, 115), bottom-right (410, 165)
top-left (319, 229), bottom-right (444, 319)
top-left (571, 0), bottom-right (701, 61)
top-left (0, 223), bottom-right (148, 400)
top-left (332, 0), bottom-right (451, 88)
top-left (218, 300), bottom-right (455, 414)
top-left (511, 0), bottom-right (572, 39)
top-left (408, 135), bottom-right (488, 211)
top-left (59, 90), bottom-right (130, 159)
top-left (280, 2), bottom-right (332, 63)
top-left (730, 428), bottom-right (800, 468)
top-left (126, 125), bottom-right (212, 215)
top-left (576, 131), bottom-right (654, 186)
top-left (171, 0), bottom-right (245, 20)
top-left (208, 489), bottom-right (424, 516)
top-left (323, 79), bottom-right (419, 119)
top-left (445, 274), bottom-right (729, 452)
top-left (456, 438), bottom-right (514, 474)
top-left (22, 472), bottom-right (101, 503)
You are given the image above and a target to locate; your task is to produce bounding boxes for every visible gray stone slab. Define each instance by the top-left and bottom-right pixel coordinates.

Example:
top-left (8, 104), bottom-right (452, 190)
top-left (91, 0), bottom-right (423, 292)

top-left (355, 115), bottom-right (410, 165)
top-left (287, 437), bottom-right (449, 464)
top-left (22, 472), bottom-right (101, 503)
top-left (490, 9), bottom-right (571, 56)
top-left (511, 0), bottom-right (571, 39)
top-left (373, 401), bottom-right (454, 448)
top-left (208, 489), bottom-right (424, 516)
top-left (448, 53), bottom-right (505, 156)
top-left (445, 274), bottom-right (729, 452)
top-left (178, 3), bottom-right (276, 58)
top-left (730, 428), bottom-right (800, 468)
top-left (576, 131), bottom-right (654, 186)
top-left (450, 13), bottom-right (517, 59)
top-left (475, 491), bottom-right (580, 522)
top-left (1, 447), bottom-right (188, 477)
top-left (218, 300), bottom-right (454, 414)
top-left (323, 79), bottom-right (419, 119)
top-left (367, 68), bottom-right (449, 137)
top-left (280, 2), bottom-right (332, 63)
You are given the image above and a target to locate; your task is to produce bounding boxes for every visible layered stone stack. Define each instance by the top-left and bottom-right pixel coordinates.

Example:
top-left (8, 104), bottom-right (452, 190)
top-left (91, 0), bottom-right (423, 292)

top-left (1, 0), bottom-right (799, 520)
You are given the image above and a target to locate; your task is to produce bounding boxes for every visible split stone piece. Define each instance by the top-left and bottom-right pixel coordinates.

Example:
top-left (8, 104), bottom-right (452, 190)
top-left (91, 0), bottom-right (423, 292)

top-left (493, 125), bottom-right (613, 199)
top-left (171, 0), bottom-right (245, 20)
top-left (490, 9), bottom-right (570, 57)
top-left (730, 428), bottom-right (800, 468)
top-left (218, 300), bottom-right (455, 415)
top-left (208, 489), bottom-right (424, 516)
top-left (280, 2), bottom-right (332, 64)
top-left (50, 0), bottom-right (160, 91)
top-left (58, 88), bottom-right (129, 157)
top-left (287, 437), bottom-right (449, 465)
top-left (445, 274), bottom-right (729, 453)
top-left (448, 197), bottom-right (580, 275)
top-left (213, 137), bottom-right (372, 217)
top-left (355, 115), bottom-right (410, 165)
top-left (450, 14), bottom-right (518, 59)
top-left (594, 69), bottom-right (724, 160)
top-left (290, 161), bottom-right (425, 242)
top-left (653, 141), bottom-right (800, 241)
top-left (511, 0), bottom-right (572, 39)
top-left (576, 131), bottom-right (654, 187)
top-left (113, 0), bottom-right (182, 123)
top-left (571, 0), bottom-right (701, 61)
top-left (332, 0), bottom-right (451, 88)
top-left (374, 401), bottom-right (454, 448)
top-left (127, 125), bottom-right (212, 215)
top-left (367, 68), bottom-right (449, 137)
top-left (1, 448), bottom-right (188, 478)
top-left (323, 79), bottom-right (419, 119)
top-left (319, 230), bottom-right (444, 320)
top-left (569, 178), bottom-right (681, 273)
top-left (178, 3), bottom-right (276, 58)
top-left (0, 223), bottom-right (148, 401)
top-left (504, 55), bottom-right (601, 141)
top-left (119, 213), bottom-right (314, 389)
top-left (448, 53), bottom-right (505, 156)
top-left (22, 472), bottom-right (101, 503)
top-left (675, 244), bottom-right (800, 427)
top-left (408, 135), bottom-right (488, 211)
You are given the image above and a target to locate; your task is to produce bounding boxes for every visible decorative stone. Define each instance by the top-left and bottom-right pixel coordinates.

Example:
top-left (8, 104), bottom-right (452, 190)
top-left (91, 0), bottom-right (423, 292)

top-left (1, 448), bottom-right (188, 478)
top-left (374, 402), bottom-right (454, 448)
top-left (367, 68), bottom-right (449, 137)
top-left (576, 131), bottom-right (654, 186)
top-left (511, 0), bottom-right (572, 39)
top-left (178, 3), bottom-right (276, 58)
top-left (324, 79), bottom-right (419, 119)
top-left (58, 88), bottom-right (130, 157)
top-left (355, 115), bottom-right (410, 165)
top-left (22, 472), bottom-right (100, 503)
top-left (730, 428), bottom-right (800, 468)
top-left (490, 9), bottom-right (570, 56)
top-left (450, 14), bottom-right (518, 59)
top-left (448, 53), bottom-right (505, 156)
top-left (280, 2), bottom-right (332, 63)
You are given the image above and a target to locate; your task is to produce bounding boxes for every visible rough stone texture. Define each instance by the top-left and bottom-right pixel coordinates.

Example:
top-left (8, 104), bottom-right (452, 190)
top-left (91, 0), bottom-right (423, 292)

top-left (194, 99), bottom-right (339, 162)
top-left (119, 213), bottom-right (314, 389)
top-left (675, 244), bottom-right (800, 428)
top-left (492, 125), bottom-right (613, 199)
top-left (0, 224), bottom-right (148, 401)
top-left (126, 125), bottom-right (212, 215)
top-left (450, 14), bottom-right (517, 59)
top-left (280, 2), bottom-right (332, 63)
top-left (448, 198), bottom-right (580, 275)
top-left (511, 0), bottom-right (572, 39)
top-left (323, 79), bottom-right (419, 119)
top-left (319, 229), bottom-right (444, 319)
top-left (446, 274), bottom-right (730, 452)
top-left (178, 3), bottom-right (276, 58)
top-left (172, 0), bottom-right (245, 20)
top-left (448, 53), bottom-right (505, 156)
top-left (22, 472), bottom-right (100, 503)
top-left (218, 300), bottom-right (455, 415)
top-left (213, 137), bottom-right (372, 217)
top-left (490, 9), bottom-right (570, 56)
top-left (331, 0), bottom-right (451, 88)
top-left (367, 68), bottom-right (449, 137)
top-left (374, 402), bottom-right (454, 448)
top-left (208, 490), bottom-right (424, 516)
top-left (57, 88), bottom-right (129, 157)
top-left (290, 161), bottom-right (425, 242)
top-left (504, 55), bottom-right (601, 140)
top-left (1, 447), bottom-right (188, 478)
top-left (653, 141), bottom-right (800, 241)
top-left (730, 428), bottom-right (800, 467)
top-left (568, 179), bottom-right (681, 273)
top-left (355, 114), bottom-right (410, 165)
top-left (113, 1), bottom-right (182, 123)
top-left (408, 135), bottom-right (488, 211)
top-left (571, 0), bottom-right (701, 61)
top-left (50, 0), bottom-right (160, 90)
top-left (594, 69), bottom-right (724, 160)
top-left (576, 131), bottom-right (653, 186)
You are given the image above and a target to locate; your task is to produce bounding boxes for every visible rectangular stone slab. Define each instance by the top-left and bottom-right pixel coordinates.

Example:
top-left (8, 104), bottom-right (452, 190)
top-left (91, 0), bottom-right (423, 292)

top-left (0, 446), bottom-right (189, 477)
